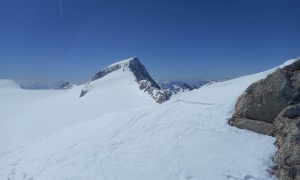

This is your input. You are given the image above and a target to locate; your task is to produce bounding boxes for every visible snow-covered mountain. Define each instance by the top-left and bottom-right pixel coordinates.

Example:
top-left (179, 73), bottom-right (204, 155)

top-left (0, 60), bottom-right (291, 180)
top-left (80, 57), bottom-right (167, 103)
top-left (0, 57), bottom-right (159, 149)
top-left (1, 58), bottom-right (296, 180)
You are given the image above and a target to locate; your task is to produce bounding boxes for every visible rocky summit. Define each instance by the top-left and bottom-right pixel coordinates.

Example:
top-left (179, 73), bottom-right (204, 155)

top-left (229, 58), bottom-right (300, 179)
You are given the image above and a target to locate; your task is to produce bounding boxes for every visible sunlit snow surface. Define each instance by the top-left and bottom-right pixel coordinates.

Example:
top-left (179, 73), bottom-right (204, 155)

top-left (0, 68), bottom-right (155, 148)
top-left (0, 60), bottom-right (296, 180)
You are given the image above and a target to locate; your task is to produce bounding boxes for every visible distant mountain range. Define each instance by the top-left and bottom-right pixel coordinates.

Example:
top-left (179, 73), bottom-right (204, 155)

top-left (21, 81), bottom-right (70, 90)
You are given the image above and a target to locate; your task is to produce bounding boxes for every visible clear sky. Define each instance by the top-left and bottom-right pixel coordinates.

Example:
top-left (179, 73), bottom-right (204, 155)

top-left (0, 0), bottom-right (299, 85)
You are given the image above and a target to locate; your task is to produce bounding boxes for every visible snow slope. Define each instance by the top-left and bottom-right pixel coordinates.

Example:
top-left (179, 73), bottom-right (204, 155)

top-left (0, 60), bottom-right (156, 149)
top-left (1, 60), bottom-right (296, 180)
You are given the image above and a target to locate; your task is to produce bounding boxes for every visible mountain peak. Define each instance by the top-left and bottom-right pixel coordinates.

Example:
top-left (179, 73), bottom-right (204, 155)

top-left (90, 57), bottom-right (141, 82)
top-left (107, 56), bottom-right (139, 68)
top-left (80, 57), bottom-right (167, 103)
top-left (88, 57), bottom-right (160, 90)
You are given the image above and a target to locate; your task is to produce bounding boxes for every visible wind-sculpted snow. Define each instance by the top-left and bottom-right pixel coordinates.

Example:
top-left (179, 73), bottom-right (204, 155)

top-left (0, 65), bottom-right (283, 180)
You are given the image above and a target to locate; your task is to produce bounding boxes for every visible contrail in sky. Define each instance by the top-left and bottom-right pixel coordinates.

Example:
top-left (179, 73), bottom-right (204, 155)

top-left (59, 0), bottom-right (63, 17)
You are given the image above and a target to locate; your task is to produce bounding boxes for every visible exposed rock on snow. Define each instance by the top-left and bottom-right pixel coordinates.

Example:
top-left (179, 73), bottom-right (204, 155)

top-left (229, 58), bottom-right (300, 179)
top-left (59, 82), bottom-right (75, 90)
top-left (80, 57), bottom-right (167, 103)
top-left (155, 80), bottom-right (196, 99)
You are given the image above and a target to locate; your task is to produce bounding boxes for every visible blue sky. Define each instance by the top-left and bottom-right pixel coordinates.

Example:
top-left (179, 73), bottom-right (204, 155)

top-left (0, 0), bottom-right (299, 85)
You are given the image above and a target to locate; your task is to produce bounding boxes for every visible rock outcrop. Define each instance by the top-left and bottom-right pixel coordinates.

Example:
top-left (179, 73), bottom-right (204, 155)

top-left (273, 104), bottom-right (300, 179)
top-left (59, 82), bottom-right (74, 90)
top-left (228, 58), bottom-right (300, 179)
top-left (155, 80), bottom-right (196, 99)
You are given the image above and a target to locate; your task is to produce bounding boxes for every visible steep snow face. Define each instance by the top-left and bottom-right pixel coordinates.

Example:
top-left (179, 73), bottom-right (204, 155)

top-left (0, 65), bottom-right (156, 149)
top-left (1, 59), bottom-right (297, 180)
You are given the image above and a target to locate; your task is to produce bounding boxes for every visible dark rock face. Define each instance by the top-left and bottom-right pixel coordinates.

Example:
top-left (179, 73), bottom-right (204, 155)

top-left (182, 83), bottom-right (193, 90)
top-left (128, 58), bottom-right (169, 103)
top-left (79, 89), bottom-right (88, 97)
top-left (59, 82), bottom-right (74, 90)
top-left (139, 80), bottom-right (168, 103)
top-left (91, 65), bottom-right (122, 81)
top-left (228, 58), bottom-right (300, 179)
top-left (128, 58), bottom-right (160, 90)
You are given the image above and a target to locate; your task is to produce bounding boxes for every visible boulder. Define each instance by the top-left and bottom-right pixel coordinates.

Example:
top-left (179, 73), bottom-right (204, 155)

top-left (228, 58), bottom-right (300, 180)
top-left (229, 115), bottom-right (275, 136)
top-left (234, 69), bottom-right (297, 123)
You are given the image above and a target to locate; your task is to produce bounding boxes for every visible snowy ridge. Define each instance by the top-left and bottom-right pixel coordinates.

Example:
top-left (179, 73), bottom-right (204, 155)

top-left (107, 56), bottom-right (138, 68)
top-left (1, 59), bottom-right (297, 180)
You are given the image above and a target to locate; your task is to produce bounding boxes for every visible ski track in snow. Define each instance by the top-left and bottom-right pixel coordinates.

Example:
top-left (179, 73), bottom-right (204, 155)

top-left (1, 59), bottom-right (296, 180)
